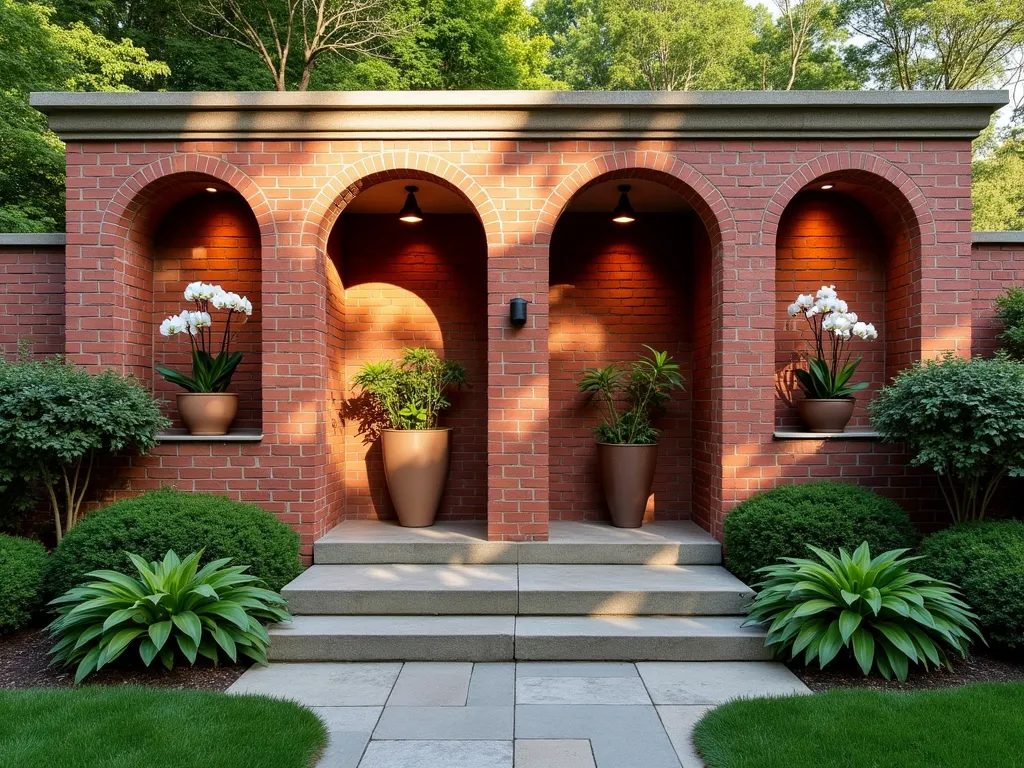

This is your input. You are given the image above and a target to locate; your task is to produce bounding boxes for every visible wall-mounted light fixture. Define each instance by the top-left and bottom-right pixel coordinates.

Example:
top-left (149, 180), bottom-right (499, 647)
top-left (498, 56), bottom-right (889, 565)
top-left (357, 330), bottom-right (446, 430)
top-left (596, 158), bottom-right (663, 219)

top-left (205, 187), bottom-right (218, 193)
top-left (820, 184), bottom-right (834, 190)
top-left (509, 298), bottom-right (529, 328)
top-left (612, 185), bottom-right (635, 224)
top-left (399, 185), bottom-right (423, 223)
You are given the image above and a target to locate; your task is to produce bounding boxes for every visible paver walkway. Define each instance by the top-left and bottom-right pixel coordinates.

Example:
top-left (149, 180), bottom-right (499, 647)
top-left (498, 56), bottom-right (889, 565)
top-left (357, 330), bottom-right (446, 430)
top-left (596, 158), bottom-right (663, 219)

top-left (228, 660), bottom-right (810, 767)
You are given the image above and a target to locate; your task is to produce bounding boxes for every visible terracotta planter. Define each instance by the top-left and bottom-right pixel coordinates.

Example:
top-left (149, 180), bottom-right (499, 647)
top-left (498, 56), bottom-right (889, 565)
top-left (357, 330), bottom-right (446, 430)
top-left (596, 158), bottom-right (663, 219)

top-left (176, 392), bottom-right (238, 436)
top-left (797, 397), bottom-right (856, 433)
top-left (597, 442), bottom-right (658, 528)
top-left (381, 428), bottom-right (452, 527)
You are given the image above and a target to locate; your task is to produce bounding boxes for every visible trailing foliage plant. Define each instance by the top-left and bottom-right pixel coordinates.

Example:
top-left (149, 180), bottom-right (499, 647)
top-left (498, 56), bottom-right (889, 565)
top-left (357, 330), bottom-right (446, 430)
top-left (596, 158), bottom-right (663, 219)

top-left (870, 353), bottom-right (1024, 522)
top-left (47, 550), bottom-right (290, 683)
top-left (995, 286), bottom-right (1024, 360)
top-left (786, 285), bottom-right (878, 399)
top-left (0, 357), bottom-right (168, 542)
top-left (156, 281), bottom-right (254, 393)
top-left (746, 543), bottom-right (983, 683)
top-left (577, 346), bottom-right (684, 444)
top-left (351, 347), bottom-right (467, 430)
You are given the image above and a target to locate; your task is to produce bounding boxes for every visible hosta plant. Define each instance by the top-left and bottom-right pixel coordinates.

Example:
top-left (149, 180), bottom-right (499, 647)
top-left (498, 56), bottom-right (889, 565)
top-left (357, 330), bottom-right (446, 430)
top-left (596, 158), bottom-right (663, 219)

top-left (47, 550), bottom-right (290, 683)
top-left (745, 543), bottom-right (983, 682)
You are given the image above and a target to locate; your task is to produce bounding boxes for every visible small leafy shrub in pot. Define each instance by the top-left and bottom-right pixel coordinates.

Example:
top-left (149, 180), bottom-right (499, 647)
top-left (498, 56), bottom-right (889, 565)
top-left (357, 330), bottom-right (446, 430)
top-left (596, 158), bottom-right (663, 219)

top-left (0, 535), bottom-right (48, 633)
top-left (870, 353), bottom-right (1024, 521)
top-left (919, 521), bottom-right (1024, 652)
top-left (746, 543), bottom-right (983, 682)
top-left (351, 347), bottom-right (466, 430)
top-left (48, 550), bottom-right (290, 683)
top-left (722, 481), bottom-right (915, 584)
top-left (46, 489), bottom-right (302, 597)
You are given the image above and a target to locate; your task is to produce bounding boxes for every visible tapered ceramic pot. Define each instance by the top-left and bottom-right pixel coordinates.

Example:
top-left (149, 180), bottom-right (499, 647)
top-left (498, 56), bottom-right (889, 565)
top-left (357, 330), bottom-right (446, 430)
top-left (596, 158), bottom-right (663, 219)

top-left (597, 442), bottom-right (658, 528)
top-left (796, 397), bottom-right (856, 433)
top-left (381, 428), bottom-right (452, 527)
top-left (177, 392), bottom-right (238, 436)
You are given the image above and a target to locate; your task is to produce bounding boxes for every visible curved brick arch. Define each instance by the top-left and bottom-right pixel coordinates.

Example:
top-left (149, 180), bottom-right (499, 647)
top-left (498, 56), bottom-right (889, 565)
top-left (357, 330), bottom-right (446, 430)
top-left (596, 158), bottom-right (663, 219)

top-left (759, 152), bottom-right (936, 249)
top-left (535, 151), bottom-right (735, 250)
top-left (100, 154), bottom-right (275, 247)
top-left (303, 152), bottom-right (501, 250)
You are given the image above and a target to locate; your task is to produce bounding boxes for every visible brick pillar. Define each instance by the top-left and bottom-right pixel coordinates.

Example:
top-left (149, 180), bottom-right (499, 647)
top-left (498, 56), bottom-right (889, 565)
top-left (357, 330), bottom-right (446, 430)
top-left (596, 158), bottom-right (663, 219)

top-left (487, 244), bottom-right (549, 541)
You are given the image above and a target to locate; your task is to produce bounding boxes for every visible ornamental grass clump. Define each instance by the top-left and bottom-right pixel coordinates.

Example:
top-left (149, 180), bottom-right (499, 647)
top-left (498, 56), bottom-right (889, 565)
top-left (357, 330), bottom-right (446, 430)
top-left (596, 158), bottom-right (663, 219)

top-left (786, 285), bottom-right (878, 399)
top-left (47, 550), bottom-right (290, 683)
top-left (745, 542), bottom-right (983, 683)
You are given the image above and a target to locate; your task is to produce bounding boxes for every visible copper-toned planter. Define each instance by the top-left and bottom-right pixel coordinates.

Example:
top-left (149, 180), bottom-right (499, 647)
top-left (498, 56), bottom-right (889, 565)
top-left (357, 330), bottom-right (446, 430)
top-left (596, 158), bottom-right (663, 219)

top-left (176, 392), bottom-right (238, 436)
top-left (597, 442), bottom-right (658, 528)
top-left (381, 428), bottom-right (452, 528)
top-left (797, 397), bottom-right (856, 433)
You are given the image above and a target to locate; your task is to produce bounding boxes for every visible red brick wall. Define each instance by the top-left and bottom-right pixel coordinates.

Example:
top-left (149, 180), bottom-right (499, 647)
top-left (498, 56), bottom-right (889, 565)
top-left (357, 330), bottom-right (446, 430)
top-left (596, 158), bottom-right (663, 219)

top-left (152, 193), bottom-right (262, 429)
top-left (0, 245), bottom-right (65, 358)
top-left (331, 213), bottom-right (488, 521)
top-left (549, 213), bottom-right (695, 521)
top-left (775, 193), bottom-right (887, 429)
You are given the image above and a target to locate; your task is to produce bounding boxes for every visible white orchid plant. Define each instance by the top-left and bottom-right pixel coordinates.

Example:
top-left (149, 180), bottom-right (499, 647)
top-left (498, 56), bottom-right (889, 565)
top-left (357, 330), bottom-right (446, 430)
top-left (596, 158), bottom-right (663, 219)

top-left (157, 282), bottom-right (253, 393)
top-left (787, 285), bottom-right (878, 400)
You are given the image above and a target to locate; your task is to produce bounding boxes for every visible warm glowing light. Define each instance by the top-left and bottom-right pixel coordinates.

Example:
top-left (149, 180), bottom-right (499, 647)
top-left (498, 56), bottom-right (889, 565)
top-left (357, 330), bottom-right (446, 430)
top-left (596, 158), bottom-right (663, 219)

top-left (398, 186), bottom-right (423, 223)
top-left (612, 184), bottom-right (635, 224)
top-left (820, 184), bottom-right (834, 190)
top-left (205, 187), bottom-right (218, 193)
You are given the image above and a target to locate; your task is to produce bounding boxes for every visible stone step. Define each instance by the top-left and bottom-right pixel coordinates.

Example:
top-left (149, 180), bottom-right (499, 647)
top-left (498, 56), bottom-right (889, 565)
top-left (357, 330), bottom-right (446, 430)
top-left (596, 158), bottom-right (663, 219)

top-left (313, 520), bottom-right (722, 566)
top-left (282, 564), bottom-right (519, 615)
top-left (267, 615), bottom-right (769, 662)
top-left (517, 565), bottom-right (753, 616)
top-left (514, 616), bottom-right (772, 661)
top-left (268, 615), bottom-right (515, 662)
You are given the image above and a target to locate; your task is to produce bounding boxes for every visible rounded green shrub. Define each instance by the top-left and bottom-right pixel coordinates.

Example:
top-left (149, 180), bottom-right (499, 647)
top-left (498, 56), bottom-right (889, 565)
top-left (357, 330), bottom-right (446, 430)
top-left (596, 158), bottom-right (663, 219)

top-left (723, 481), bottom-right (916, 583)
top-left (0, 535), bottom-right (48, 633)
top-left (46, 489), bottom-right (301, 596)
top-left (919, 521), bottom-right (1024, 652)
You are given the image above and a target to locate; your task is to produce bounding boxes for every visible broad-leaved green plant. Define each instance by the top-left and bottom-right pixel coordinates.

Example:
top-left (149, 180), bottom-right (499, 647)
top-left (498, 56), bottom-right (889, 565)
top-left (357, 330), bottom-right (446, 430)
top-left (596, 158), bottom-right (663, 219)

top-left (351, 347), bottom-right (466, 430)
top-left (47, 550), bottom-right (290, 683)
top-left (746, 543), bottom-right (983, 682)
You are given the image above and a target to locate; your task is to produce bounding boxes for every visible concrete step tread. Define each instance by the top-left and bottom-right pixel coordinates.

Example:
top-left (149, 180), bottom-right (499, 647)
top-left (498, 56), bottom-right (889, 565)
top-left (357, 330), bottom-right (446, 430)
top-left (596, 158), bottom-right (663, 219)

top-left (270, 615), bottom-right (516, 636)
top-left (283, 563), bottom-right (519, 593)
top-left (514, 615), bottom-right (766, 639)
top-left (517, 564), bottom-right (751, 593)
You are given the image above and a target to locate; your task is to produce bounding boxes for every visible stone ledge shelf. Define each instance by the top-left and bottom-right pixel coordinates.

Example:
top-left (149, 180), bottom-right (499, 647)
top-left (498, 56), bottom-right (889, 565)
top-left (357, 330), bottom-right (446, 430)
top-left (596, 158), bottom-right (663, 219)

top-left (773, 430), bottom-right (880, 440)
top-left (156, 428), bottom-right (263, 443)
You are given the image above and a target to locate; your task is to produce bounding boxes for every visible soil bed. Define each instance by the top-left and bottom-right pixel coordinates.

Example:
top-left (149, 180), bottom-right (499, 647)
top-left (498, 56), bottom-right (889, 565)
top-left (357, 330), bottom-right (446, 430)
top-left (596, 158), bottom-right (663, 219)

top-left (793, 652), bottom-right (1024, 692)
top-left (0, 628), bottom-right (247, 691)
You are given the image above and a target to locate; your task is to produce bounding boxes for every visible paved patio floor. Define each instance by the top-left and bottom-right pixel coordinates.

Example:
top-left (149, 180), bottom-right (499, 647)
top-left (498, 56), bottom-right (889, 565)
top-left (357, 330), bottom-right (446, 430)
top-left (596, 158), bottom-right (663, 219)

top-left (228, 661), bottom-right (810, 767)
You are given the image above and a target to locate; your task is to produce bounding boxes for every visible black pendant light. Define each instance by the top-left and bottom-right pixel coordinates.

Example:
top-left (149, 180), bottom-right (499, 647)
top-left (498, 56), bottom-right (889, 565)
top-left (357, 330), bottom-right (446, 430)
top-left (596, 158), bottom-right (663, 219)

top-left (612, 184), bottom-right (635, 223)
top-left (398, 185), bottom-right (423, 223)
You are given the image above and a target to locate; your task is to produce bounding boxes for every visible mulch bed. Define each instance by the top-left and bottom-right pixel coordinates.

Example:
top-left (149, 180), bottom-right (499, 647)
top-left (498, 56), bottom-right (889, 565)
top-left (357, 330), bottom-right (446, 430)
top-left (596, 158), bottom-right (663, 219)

top-left (0, 628), bottom-right (248, 691)
top-left (793, 652), bottom-right (1024, 692)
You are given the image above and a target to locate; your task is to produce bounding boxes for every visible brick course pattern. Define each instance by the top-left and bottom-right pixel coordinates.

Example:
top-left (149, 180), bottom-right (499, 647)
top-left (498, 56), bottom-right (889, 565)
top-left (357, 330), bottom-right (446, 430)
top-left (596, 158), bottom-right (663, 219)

top-left (1, 138), bottom-right (1012, 556)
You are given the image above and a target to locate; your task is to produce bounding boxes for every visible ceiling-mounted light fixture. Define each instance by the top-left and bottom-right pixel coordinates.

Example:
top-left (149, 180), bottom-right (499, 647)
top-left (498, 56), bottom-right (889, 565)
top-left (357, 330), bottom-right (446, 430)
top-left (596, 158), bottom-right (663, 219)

top-left (205, 187), bottom-right (218, 193)
top-left (398, 185), bottom-right (423, 223)
top-left (820, 184), bottom-right (834, 190)
top-left (612, 184), bottom-right (635, 224)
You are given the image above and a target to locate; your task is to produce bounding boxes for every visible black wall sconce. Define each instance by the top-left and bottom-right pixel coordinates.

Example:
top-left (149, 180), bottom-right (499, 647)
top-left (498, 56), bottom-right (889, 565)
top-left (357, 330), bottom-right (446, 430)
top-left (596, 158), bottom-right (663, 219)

top-left (509, 298), bottom-right (529, 328)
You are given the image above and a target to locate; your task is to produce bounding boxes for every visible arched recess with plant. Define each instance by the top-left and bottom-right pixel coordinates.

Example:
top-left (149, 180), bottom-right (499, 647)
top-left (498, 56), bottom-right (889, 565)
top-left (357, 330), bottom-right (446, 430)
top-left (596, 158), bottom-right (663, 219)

top-left (546, 168), bottom-right (722, 527)
top-left (319, 172), bottom-right (489, 524)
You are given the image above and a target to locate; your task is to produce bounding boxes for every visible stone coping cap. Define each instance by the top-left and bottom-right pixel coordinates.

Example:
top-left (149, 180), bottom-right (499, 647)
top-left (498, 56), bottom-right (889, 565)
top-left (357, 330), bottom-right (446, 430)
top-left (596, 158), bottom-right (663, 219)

top-left (0, 233), bottom-right (66, 246)
top-left (972, 231), bottom-right (1024, 244)
top-left (30, 89), bottom-right (1008, 141)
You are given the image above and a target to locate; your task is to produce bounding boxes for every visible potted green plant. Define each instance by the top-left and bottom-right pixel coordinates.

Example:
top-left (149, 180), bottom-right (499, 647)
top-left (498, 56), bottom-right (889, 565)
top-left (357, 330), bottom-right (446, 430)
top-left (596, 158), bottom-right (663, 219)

top-left (578, 346), bottom-right (684, 528)
top-left (787, 285), bottom-right (878, 433)
top-left (157, 281), bottom-right (253, 436)
top-left (351, 348), bottom-right (467, 527)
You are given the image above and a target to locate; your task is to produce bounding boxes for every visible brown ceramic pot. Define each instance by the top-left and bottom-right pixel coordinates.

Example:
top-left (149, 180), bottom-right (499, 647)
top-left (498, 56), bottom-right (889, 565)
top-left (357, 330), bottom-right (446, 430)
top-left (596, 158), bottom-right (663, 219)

top-left (381, 428), bottom-right (452, 527)
top-left (597, 442), bottom-right (658, 529)
top-left (796, 397), bottom-right (856, 433)
top-left (177, 392), bottom-right (238, 436)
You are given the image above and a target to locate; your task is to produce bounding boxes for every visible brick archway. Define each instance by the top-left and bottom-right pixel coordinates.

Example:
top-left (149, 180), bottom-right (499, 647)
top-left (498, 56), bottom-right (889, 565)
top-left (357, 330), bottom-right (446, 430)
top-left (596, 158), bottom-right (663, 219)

top-left (535, 151), bottom-right (735, 253)
top-left (302, 152), bottom-right (502, 252)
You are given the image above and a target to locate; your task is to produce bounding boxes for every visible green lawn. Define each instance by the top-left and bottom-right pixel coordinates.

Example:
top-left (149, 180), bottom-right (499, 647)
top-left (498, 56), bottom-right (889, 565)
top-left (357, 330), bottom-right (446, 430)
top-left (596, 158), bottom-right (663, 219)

top-left (693, 682), bottom-right (1024, 768)
top-left (0, 686), bottom-right (327, 768)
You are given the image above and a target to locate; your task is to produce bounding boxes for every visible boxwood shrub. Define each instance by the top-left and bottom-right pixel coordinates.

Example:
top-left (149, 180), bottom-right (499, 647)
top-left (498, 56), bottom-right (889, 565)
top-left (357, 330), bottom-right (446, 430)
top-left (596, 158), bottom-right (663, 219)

top-left (0, 535), bottom-right (48, 633)
top-left (46, 489), bottom-right (302, 597)
top-left (919, 520), bottom-right (1024, 652)
top-left (723, 481), bottom-right (916, 583)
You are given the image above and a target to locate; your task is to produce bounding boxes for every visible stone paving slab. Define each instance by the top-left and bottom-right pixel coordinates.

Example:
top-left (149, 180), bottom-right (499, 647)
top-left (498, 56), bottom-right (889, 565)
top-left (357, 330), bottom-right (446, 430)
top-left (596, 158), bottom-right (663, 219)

top-left (227, 662), bottom-right (401, 706)
top-left (314, 520), bottom-right (517, 565)
top-left (516, 662), bottom-right (639, 678)
top-left (316, 731), bottom-right (374, 768)
top-left (519, 521), bottom-right (722, 565)
top-left (373, 706), bottom-right (514, 740)
top-left (515, 739), bottom-right (597, 768)
top-left (516, 705), bottom-right (682, 768)
top-left (637, 661), bottom-right (810, 705)
top-left (387, 662), bottom-right (472, 706)
top-left (467, 663), bottom-right (515, 706)
top-left (357, 740), bottom-right (513, 768)
top-left (656, 706), bottom-right (712, 768)
top-left (516, 676), bottom-right (652, 706)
